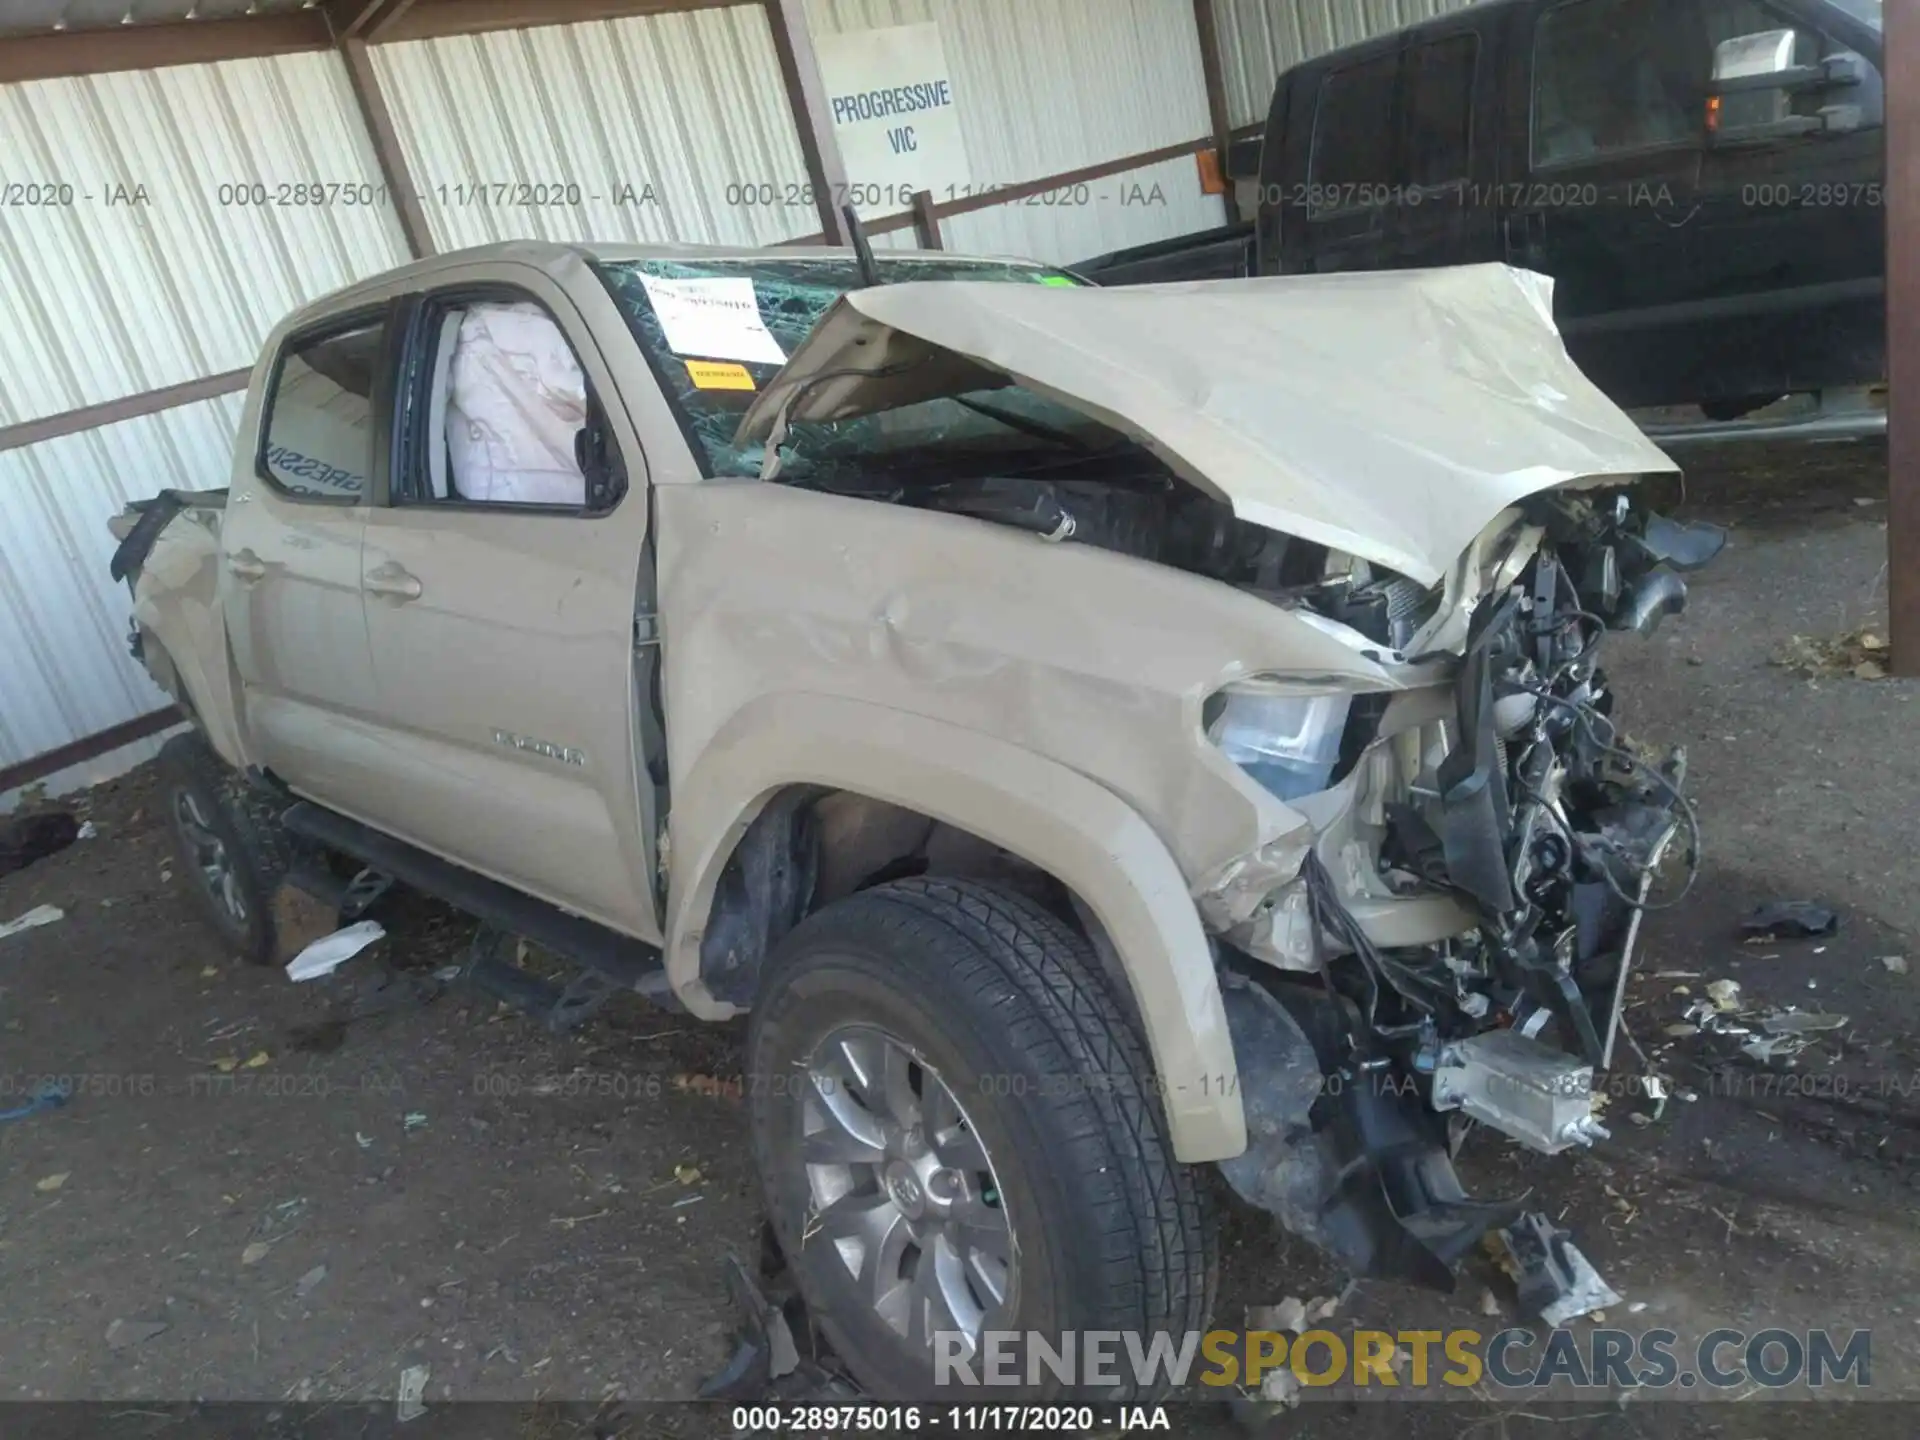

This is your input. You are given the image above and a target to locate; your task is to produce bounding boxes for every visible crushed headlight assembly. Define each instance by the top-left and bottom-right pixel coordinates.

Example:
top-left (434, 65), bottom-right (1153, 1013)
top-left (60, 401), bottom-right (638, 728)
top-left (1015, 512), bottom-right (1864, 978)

top-left (1204, 681), bottom-right (1351, 803)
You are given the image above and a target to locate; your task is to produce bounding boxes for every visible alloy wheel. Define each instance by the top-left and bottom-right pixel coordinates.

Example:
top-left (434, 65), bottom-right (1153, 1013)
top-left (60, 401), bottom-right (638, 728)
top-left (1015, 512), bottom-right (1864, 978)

top-left (799, 1025), bottom-right (1015, 1362)
top-left (172, 787), bottom-right (247, 927)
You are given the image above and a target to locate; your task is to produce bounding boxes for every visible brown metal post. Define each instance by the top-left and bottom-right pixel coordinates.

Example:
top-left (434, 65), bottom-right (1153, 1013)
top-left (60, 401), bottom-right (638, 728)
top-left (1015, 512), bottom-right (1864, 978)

top-left (764, 0), bottom-right (853, 245)
top-left (1890, 0), bottom-right (1919, 674)
top-left (910, 189), bottom-right (943, 249)
top-left (338, 37), bottom-right (435, 258)
top-left (1191, 0), bottom-right (1240, 222)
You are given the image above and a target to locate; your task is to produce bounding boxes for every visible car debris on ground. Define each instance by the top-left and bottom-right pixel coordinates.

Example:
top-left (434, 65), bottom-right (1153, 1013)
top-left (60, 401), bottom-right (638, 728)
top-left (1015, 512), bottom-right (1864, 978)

top-left (1740, 1009), bottom-right (1850, 1063)
top-left (1498, 1212), bottom-right (1623, 1326)
top-left (1741, 900), bottom-right (1840, 940)
top-left (0, 1079), bottom-right (71, 1125)
top-left (396, 1363), bottom-right (430, 1422)
top-left (285, 919), bottom-right (387, 981)
top-left (105, 1317), bottom-right (169, 1351)
top-left (0, 904), bottom-right (65, 942)
top-left (1245, 1297), bottom-right (1308, 1335)
top-left (1680, 985), bottom-right (1850, 1065)
top-left (699, 1246), bottom-right (853, 1403)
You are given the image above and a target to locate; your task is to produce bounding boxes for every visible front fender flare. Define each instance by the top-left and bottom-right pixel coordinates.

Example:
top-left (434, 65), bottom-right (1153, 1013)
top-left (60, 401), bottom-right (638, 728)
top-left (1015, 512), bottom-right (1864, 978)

top-left (666, 693), bottom-right (1246, 1163)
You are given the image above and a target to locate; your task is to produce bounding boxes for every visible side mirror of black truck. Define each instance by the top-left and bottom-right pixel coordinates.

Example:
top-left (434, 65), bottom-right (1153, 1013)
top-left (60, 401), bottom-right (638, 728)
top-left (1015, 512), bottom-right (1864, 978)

top-left (1707, 28), bottom-right (1878, 145)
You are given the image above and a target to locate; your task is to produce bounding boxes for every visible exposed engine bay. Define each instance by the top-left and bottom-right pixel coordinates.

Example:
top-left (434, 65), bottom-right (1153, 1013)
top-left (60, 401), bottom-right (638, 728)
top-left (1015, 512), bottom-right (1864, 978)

top-left (865, 464), bottom-right (1717, 1052)
top-left (864, 462), bottom-right (1724, 1289)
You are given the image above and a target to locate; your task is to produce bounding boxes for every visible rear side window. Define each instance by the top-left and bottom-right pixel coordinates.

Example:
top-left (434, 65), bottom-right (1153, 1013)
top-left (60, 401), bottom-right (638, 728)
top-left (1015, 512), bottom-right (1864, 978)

top-left (1308, 51), bottom-right (1400, 205)
top-left (1406, 34), bottom-right (1478, 188)
top-left (1532, 0), bottom-right (1702, 167)
top-left (258, 315), bottom-right (385, 503)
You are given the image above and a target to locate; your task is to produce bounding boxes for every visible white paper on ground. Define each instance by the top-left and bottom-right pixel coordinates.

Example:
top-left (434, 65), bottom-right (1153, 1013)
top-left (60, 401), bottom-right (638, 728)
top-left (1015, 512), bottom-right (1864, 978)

top-left (637, 275), bottom-right (787, 365)
top-left (286, 919), bottom-right (387, 981)
top-left (0, 904), bottom-right (65, 941)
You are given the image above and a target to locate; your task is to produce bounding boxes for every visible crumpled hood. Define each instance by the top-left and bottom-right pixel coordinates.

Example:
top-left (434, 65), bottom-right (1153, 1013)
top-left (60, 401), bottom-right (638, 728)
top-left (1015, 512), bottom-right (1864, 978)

top-left (736, 263), bottom-right (1678, 587)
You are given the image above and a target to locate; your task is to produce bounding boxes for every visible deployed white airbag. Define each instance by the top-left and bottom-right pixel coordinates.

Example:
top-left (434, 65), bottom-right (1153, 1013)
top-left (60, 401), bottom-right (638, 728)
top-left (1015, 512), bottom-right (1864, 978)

top-left (446, 302), bottom-right (588, 507)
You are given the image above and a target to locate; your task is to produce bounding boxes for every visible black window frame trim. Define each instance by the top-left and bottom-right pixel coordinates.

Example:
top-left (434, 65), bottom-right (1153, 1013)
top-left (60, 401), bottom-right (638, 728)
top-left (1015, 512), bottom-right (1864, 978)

top-left (1305, 42), bottom-right (1405, 219)
top-left (386, 282), bottom-right (629, 520)
top-left (1404, 29), bottom-right (1482, 196)
top-left (253, 302), bottom-right (397, 508)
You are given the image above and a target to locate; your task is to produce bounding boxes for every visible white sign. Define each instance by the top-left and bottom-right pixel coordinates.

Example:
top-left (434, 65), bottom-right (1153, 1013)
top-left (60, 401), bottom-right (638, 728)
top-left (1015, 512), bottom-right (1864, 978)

top-left (637, 274), bottom-right (788, 365)
top-left (816, 22), bottom-right (970, 216)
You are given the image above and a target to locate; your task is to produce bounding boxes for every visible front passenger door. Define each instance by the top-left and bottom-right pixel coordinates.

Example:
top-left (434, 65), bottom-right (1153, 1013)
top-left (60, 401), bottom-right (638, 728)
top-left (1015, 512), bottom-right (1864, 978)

top-left (1503, 0), bottom-right (1709, 407)
top-left (356, 281), bottom-right (659, 942)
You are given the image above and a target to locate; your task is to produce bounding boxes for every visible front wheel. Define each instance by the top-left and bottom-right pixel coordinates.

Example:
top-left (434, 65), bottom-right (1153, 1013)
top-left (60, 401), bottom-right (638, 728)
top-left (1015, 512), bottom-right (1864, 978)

top-left (746, 878), bottom-right (1214, 1400)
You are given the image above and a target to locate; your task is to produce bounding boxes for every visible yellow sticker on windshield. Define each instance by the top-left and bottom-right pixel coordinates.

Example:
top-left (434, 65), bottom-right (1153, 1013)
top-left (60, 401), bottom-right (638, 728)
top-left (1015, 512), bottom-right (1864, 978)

top-left (686, 360), bottom-right (756, 391)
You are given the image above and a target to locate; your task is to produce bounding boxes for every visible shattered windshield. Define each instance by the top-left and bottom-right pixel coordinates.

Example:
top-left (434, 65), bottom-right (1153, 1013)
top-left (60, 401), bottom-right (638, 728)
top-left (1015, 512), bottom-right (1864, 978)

top-left (598, 256), bottom-right (1116, 484)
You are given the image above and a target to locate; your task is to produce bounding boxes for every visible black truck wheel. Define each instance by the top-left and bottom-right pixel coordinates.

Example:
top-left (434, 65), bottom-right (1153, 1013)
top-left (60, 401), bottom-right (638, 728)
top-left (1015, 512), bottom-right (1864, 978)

top-left (746, 877), bottom-right (1214, 1400)
top-left (158, 733), bottom-right (289, 966)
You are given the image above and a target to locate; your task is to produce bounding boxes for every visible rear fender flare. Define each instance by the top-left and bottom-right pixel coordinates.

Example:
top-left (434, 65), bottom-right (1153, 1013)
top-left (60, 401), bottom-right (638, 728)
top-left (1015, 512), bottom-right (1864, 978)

top-left (665, 693), bottom-right (1247, 1163)
top-left (133, 602), bottom-right (247, 772)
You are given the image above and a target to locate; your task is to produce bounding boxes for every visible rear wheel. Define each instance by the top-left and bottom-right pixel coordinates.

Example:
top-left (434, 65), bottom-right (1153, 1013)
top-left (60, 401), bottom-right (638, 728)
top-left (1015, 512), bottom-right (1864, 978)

top-left (158, 734), bottom-right (288, 966)
top-left (746, 878), bottom-right (1214, 1400)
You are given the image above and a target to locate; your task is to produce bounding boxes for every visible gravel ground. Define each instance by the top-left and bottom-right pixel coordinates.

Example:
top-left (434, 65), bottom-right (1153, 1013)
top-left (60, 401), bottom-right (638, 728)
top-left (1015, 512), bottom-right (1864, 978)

top-left (1, 440), bottom-right (1916, 1437)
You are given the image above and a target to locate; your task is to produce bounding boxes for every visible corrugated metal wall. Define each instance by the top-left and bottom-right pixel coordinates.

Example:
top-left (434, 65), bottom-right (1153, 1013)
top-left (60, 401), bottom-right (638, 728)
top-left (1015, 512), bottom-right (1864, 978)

top-left (0, 394), bottom-right (244, 774)
top-left (1215, 0), bottom-right (1476, 128)
top-left (941, 151), bottom-right (1221, 265)
top-left (0, 50), bottom-right (409, 427)
top-left (0, 48), bottom-right (412, 789)
top-left (372, 6), bottom-right (818, 251)
top-left (5, 0), bottom-right (1388, 787)
top-left (808, 0), bottom-right (1226, 259)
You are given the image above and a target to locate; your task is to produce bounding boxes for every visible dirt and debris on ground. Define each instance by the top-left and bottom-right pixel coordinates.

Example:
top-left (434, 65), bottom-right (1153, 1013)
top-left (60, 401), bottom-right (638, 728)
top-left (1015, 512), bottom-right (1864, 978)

top-left (1, 441), bottom-right (1916, 1435)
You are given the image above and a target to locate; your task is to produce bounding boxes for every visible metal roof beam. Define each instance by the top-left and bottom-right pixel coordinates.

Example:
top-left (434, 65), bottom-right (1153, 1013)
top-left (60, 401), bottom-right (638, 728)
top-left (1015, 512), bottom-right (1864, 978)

top-left (0, 10), bottom-right (332, 83)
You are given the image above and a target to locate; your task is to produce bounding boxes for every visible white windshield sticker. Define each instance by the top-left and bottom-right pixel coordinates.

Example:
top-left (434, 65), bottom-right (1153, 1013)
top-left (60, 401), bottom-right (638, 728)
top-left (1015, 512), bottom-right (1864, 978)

top-left (638, 274), bottom-right (788, 365)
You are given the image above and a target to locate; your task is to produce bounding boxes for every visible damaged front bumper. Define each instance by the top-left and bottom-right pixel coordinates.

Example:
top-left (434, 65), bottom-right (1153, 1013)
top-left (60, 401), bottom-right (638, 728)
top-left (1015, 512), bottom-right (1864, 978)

top-left (1203, 496), bottom-right (1718, 1292)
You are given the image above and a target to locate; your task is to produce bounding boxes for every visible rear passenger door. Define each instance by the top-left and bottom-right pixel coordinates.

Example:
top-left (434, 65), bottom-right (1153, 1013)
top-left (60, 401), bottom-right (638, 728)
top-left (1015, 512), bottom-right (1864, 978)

top-left (1291, 40), bottom-right (1402, 274)
top-left (355, 276), bottom-right (661, 943)
top-left (1501, 0), bottom-right (1709, 406)
top-left (222, 308), bottom-right (392, 795)
top-left (1389, 23), bottom-right (1504, 269)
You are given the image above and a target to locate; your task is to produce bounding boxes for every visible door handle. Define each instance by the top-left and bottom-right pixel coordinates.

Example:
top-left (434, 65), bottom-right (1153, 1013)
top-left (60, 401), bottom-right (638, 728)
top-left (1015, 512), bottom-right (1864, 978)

top-left (227, 549), bottom-right (267, 581)
top-left (364, 562), bottom-right (423, 602)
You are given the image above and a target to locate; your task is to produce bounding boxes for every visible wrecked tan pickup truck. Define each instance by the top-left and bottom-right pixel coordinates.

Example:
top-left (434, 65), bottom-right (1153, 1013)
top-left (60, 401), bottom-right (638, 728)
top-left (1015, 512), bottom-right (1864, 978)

top-left (110, 240), bottom-right (1718, 1397)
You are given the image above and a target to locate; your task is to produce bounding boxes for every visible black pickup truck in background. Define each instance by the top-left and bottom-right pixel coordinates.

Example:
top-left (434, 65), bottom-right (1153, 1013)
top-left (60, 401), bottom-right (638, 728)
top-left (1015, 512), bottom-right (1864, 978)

top-left (1077, 0), bottom-right (1886, 442)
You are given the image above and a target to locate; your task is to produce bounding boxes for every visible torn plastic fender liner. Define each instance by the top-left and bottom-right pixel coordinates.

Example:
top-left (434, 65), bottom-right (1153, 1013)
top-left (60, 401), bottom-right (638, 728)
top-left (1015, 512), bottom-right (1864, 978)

top-left (1218, 974), bottom-right (1523, 1290)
